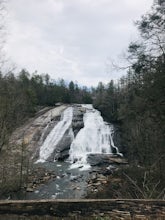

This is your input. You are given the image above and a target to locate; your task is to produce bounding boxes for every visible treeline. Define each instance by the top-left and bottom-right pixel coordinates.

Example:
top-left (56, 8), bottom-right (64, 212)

top-left (0, 70), bottom-right (92, 151)
top-left (93, 3), bottom-right (165, 197)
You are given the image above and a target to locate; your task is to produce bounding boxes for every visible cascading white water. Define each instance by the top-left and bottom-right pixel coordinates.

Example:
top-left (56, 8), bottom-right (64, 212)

top-left (109, 125), bottom-right (121, 155)
top-left (69, 104), bottom-right (114, 170)
top-left (37, 107), bottom-right (73, 163)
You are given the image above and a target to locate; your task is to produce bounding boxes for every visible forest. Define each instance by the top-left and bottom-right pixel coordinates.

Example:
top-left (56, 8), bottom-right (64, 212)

top-left (93, 3), bottom-right (165, 198)
top-left (0, 1), bottom-right (165, 199)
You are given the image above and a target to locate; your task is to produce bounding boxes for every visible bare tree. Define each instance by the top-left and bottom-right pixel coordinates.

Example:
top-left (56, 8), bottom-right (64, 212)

top-left (0, 0), bottom-right (6, 69)
top-left (136, 4), bottom-right (165, 59)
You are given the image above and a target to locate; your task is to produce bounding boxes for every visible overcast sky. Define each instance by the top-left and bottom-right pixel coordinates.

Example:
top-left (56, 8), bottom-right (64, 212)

top-left (5, 0), bottom-right (153, 86)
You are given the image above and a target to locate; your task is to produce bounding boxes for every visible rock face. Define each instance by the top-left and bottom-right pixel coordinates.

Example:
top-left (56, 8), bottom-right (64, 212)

top-left (5, 104), bottom-right (85, 163)
top-left (8, 105), bottom-right (68, 160)
top-left (5, 104), bottom-right (125, 166)
top-left (72, 105), bottom-right (85, 137)
top-left (35, 105), bottom-right (124, 163)
top-left (50, 129), bottom-right (74, 161)
top-left (43, 105), bottom-right (85, 161)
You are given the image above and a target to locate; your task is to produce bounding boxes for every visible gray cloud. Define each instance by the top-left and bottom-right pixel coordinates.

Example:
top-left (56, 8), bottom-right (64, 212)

top-left (5, 0), bottom-right (153, 86)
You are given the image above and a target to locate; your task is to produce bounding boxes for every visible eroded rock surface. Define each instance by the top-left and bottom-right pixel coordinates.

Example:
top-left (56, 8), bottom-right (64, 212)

top-left (9, 105), bottom-right (68, 160)
top-left (72, 105), bottom-right (85, 136)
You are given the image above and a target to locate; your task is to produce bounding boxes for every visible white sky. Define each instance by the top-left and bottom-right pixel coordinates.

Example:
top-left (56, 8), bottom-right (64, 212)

top-left (5, 0), bottom-right (153, 86)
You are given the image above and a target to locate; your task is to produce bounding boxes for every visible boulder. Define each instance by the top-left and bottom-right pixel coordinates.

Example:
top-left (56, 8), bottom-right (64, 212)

top-left (87, 154), bottom-right (127, 166)
top-left (26, 188), bottom-right (34, 192)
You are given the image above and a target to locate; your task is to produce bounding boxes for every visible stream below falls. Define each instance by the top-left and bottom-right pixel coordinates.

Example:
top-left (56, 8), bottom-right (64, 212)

top-left (26, 161), bottom-right (90, 199)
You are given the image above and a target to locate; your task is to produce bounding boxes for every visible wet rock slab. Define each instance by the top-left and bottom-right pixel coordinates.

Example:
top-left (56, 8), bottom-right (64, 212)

top-left (48, 105), bottom-right (85, 161)
top-left (87, 153), bottom-right (128, 166)
top-left (72, 105), bottom-right (85, 136)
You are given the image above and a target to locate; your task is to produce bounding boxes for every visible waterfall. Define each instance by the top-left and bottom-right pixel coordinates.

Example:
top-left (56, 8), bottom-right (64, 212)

top-left (36, 104), bottom-right (120, 169)
top-left (37, 107), bottom-right (73, 162)
top-left (69, 104), bottom-right (114, 170)
top-left (109, 125), bottom-right (122, 155)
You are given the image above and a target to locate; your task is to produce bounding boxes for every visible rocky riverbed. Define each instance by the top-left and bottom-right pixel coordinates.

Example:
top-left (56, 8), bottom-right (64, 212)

top-left (15, 153), bottom-right (127, 200)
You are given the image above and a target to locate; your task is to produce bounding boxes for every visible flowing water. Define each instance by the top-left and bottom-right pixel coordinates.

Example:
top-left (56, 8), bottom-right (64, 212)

top-left (26, 104), bottom-right (120, 200)
top-left (25, 161), bottom-right (89, 200)
top-left (69, 104), bottom-right (112, 170)
top-left (37, 107), bottom-right (74, 163)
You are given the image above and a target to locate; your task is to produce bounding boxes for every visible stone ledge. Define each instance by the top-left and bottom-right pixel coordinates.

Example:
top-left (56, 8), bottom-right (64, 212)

top-left (0, 199), bottom-right (164, 218)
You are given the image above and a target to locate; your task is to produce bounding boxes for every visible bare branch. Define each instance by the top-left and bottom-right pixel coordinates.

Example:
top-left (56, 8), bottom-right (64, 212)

top-left (149, 180), bottom-right (160, 198)
top-left (123, 172), bottom-right (145, 198)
